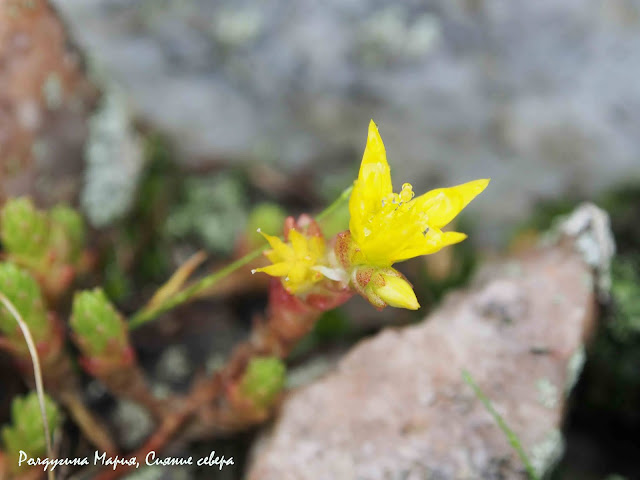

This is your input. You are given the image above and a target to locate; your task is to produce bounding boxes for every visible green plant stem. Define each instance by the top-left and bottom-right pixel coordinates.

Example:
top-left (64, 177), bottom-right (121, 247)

top-left (0, 291), bottom-right (55, 480)
top-left (461, 370), bottom-right (539, 480)
top-left (129, 247), bottom-right (265, 329)
top-left (316, 185), bottom-right (353, 221)
top-left (129, 184), bottom-right (354, 329)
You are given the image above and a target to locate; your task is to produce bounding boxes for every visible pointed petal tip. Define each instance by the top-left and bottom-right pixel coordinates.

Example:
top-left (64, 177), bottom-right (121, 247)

top-left (446, 231), bottom-right (468, 242)
top-left (407, 300), bottom-right (421, 310)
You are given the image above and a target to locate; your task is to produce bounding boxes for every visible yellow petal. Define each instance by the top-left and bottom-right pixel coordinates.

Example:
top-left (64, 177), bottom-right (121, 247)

top-left (308, 236), bottom-right (325, 260)
top-left (254, 262), bottom-right (291, 277)
top-left (349, 120), bottom-right (393, 242)
top-left (287, 263), bottom-right (308, 285)
top-left (373, 274), bottom-right (420, 310)
top-left (413, 179), bottom-right (490, 229)
top-left (264, 249), bottom-right (281, 263)
top-left (288, 229), bottom-right (308, 258)
top-left (259, 231), bottom-right (293, 260)
top-left (392, 230), bottom-right (467, 263)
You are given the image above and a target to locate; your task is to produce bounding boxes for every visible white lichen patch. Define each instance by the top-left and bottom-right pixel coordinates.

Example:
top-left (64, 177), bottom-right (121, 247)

top-left (212, 7), bottom-right (264, 48)
top-left (205, 353), bottom-right (226, 375)
top-left (42, 72), bottom-right (63, 110)
top-left (536, 378), bottom-right (559, 409)
top-left (565, 345), bottom-right (586, 394)
top-left (81, 73), bottom-right (144, 227)
top-left (155, 345), bottom-right (191, 385)
top-left (111, 399), bottom-right (154, 450)
top-left (357, 7), bottom-right (441, 65)
top-left (553, 203), bottom-right (616, 301)
top-left (530, 429), bottom-right (564, 478)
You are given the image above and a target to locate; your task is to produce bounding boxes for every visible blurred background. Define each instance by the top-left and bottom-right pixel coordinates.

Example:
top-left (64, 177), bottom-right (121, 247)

top-left (1, 0), bottom-right (640, 479)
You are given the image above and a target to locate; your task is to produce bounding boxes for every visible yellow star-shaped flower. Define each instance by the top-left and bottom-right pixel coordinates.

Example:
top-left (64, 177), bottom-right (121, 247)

top-left (252, 229), bottom-right (325, 294)
top-left (349, 120), bottom-right (490, 268)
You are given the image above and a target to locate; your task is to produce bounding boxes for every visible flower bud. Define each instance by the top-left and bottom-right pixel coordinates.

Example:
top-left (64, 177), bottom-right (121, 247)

top-left (70, 288), bottom-right (129, 357)
top-left (238, 357), bottom-right (286, 410)
top-left (351, 265), bottom-right (420, 311)
top-left (0, 262), bottom-right (50, 345)
top-left (1, 392), bottom-right (61, 470)
top-left (0, 197), bottom-right (49, 261)
top-left (372, 272), bottom-right (420, 310)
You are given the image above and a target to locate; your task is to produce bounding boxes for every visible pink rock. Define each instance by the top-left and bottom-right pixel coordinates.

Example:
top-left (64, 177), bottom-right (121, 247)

top-left (248, 205), bottom-right (610, 480)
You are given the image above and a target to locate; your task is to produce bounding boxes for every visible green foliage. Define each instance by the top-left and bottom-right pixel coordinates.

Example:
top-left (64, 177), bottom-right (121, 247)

top-left (313, 308), bottom-right (351, 341)
top-left (71, 288), bottom-right (127, 356)
top-left (166, 173), bottom-right (247, 254)
top-left (49, 205), bottom-right (86, 263)
top-left (245, 203), bottom-right (287, 250)
top-left (240, 357), bottom-right (286, 410)
top-left (609, 256), bottom-right (640, 341)
top-left (0, 197), bottom-right (86, 272)
top-left (1, 392), bottom-right (61, 464)
top-left (0, 262), bottom-right (49, 343)
top-left (0, 197), bottom-right (50, 261)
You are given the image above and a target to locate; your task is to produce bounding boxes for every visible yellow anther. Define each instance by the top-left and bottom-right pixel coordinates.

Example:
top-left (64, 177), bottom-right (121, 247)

top-left (399, 183), bottom-right (414, 203)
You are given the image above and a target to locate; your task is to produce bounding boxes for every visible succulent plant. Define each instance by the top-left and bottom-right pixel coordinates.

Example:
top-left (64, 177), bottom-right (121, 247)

top-left (0, 262), bottom-right (49, 345)
top-left (1, 392), bottom-right (61, 466)
top-left (70, 288), bottom-right (128, 356)
top-left (49, 204), bottom-right (86, 264)
top-left (239, 356), bottom-right (286, 410)
top-left (0, 197), bottom-right (50, 262)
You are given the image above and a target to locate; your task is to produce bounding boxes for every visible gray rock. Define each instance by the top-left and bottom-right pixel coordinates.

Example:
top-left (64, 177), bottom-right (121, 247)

top-left (51, 0), bottom-right (640, 242)
top-left (246, 207), bottom-right (607, 479)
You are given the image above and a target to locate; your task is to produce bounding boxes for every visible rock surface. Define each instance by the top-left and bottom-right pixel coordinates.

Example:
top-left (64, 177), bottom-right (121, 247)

top-left (247, 205), bottom-right (613, 480)
top-left (0, 0), bottom-right (98, 206)
top-left (51, 0), bottom-right (640, 241)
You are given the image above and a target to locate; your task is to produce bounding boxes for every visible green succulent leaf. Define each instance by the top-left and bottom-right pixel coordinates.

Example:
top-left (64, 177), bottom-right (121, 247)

top-left (0, 197), bottom-right (50, 261)
top-left (49, 205), bottom-right (86, 264)
top-left (70, 288), bottom-right (128, 356)
top-left (1, 392), bottom-right (61, 464)
top-left (0, 262), bottom-right (49, 343)
top-left (240, 356), bottom-right (286, 410)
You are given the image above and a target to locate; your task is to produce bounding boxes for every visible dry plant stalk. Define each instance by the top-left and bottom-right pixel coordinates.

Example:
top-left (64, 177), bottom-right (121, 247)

top-left (0, 293), bottom-right (54, 480)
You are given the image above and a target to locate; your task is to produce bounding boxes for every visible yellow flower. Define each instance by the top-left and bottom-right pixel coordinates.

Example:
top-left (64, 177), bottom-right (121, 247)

top-left (252, 229), bottom-right (325, 294)
top-left (349, 120), bottom-right (490, 268)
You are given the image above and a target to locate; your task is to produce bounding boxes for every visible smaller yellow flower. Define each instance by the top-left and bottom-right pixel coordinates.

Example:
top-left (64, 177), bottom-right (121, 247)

top-left (253, 229), bottom-right (325, 294)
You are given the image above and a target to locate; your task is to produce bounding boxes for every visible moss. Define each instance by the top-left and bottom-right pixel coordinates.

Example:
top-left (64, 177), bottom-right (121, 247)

top-left (165, 172), bottom-right (248, 254)
top-left (608, 256), bottom-right (640, 341)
